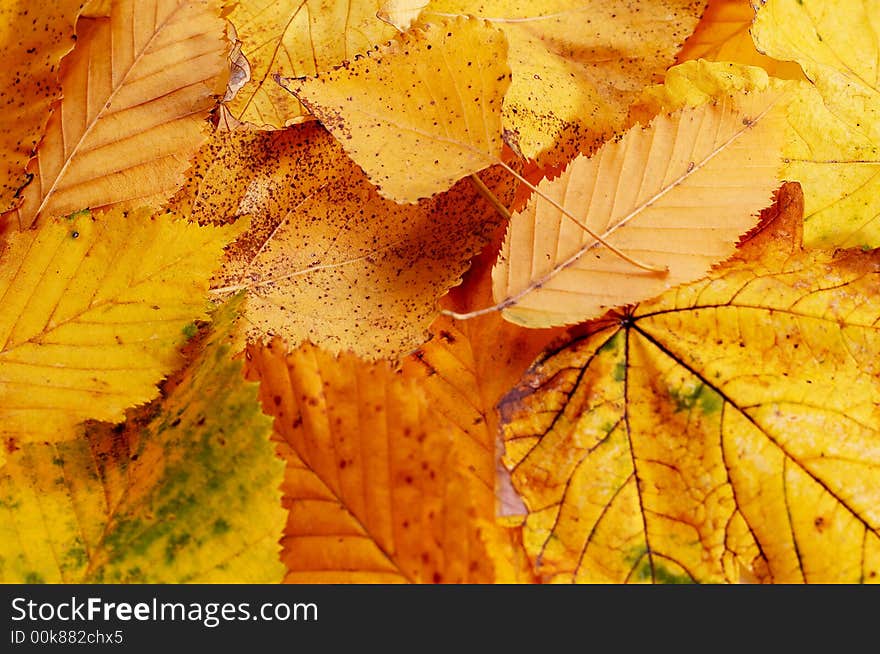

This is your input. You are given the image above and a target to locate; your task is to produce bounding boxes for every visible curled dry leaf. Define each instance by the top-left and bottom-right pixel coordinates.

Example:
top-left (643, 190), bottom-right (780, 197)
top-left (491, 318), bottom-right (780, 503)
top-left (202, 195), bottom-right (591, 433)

top-left (491, 87), bottom-right (790, 328)
top-left (0, 207), bottom-right (237, 458)
top-left (224, 0), bottom-right (398, 128)
top-left (0, 297), bottom-right (285, 583)
top-left (500, 184), bottom-right (880, 583)
top-left (675, 0), bottom-right (804, 80)
top-left (0, 0), bottom-right (82, 212)
top-left (407, 0), bottom-right (707, 167)
top-left (170, 122), bottom-right (516, 360)
top-left (753, 0), bottom-right (880, 248)
top-left (2, 0), bottom-right (229, 231)
top-left (281, 15), bottom-right (510, 203)
top-left (246, 340), bottom-right (520, 583)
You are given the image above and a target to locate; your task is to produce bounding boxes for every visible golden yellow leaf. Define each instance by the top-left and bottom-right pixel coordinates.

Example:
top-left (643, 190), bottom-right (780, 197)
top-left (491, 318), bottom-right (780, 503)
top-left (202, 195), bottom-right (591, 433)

top-left (752, 0), bottom-right (880, 248)
top-left (2, 0), bottom-right (228, 231)
top-left (0, 297), bottom-right (285, 583)
top-left (246, 340), bottom-right (507, 583)
top-left (415, 0), bottom-right (706, 167)
top-left (0, 0), bottom-right (82, 211)
top-left (676, 0), bottom-right (804, 80)
top-left (170, 122), bottom-right (515, 359)
top-left (0, 207), bottom-right (236, 454)
top-left (500, 184), bottom-right (880, 583)
top-left (629, 59), bottom-right (775, 126)
top-left (491, 88), bottom-right (790, 328)
top-left (225, 0), bottom-right (398, 128)
top-left (281, 16), bottom-right (509, 203)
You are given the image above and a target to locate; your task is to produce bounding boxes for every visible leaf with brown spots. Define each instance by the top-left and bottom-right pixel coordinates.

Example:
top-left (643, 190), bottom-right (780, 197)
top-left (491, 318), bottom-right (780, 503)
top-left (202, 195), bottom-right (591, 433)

top-left (397, 0), bottom-right (707, 168)
top-left (2, 0), bottom-right (228, 231)
top-left (224, 0), bottom-right (398, 128)
top-left (279, 15), bottom-right (510, 203)
top-left (246, 339), bottom-right (517, 583)
top-left (500, 184), bottom-right (880, 583)
top-left (170, 122), bottom-right (516, 359)
top-left (0, 0), bottom-right (83, 212)
top-left (0, 207), bottom-right (237, 460)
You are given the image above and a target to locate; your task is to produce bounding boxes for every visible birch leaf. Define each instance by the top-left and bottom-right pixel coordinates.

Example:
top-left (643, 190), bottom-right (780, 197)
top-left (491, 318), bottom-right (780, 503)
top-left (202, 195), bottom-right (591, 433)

top-left (752, 0), bottom-right (880, 248)
top-left (281, 16), bottom-right (509, 203)
top-left (170, 123), bottom-right (515, 359)
top-left (0, 298), bottom-right (285, 583)
top-left (501, 184), bottom-right (880, 583)
top-left (415, 0), bottom-right (706, 167)
top-left (0, 0), bottom-right (83, 211)
top-left (224, 0), bottom-right (397, 128)
top-left (493, 88), bottom-right (790, 328)
top-left (0, 207), bottom-right (236, 454)
top-left (3, 0), bottom-right (228, 230)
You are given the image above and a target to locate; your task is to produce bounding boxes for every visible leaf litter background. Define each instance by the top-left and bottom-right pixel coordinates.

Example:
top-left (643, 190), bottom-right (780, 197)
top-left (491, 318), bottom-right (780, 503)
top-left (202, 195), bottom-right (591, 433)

top-left (0, 0), bottom-right (878, 584)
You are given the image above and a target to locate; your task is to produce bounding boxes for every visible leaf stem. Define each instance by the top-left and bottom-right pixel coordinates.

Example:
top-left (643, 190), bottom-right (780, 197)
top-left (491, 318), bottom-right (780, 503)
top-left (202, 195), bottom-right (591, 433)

top-left (497, 160), bottom-right (667, 274)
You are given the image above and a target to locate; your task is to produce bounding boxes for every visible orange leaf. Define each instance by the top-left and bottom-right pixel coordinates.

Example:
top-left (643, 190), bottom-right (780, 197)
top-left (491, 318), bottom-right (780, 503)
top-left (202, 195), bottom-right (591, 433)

top-left (3, 0), bottom-right (228, 230)
top-left (0, 0), bottom-right (82, 212)
top-left (246, 340), bottom-right (519, 583)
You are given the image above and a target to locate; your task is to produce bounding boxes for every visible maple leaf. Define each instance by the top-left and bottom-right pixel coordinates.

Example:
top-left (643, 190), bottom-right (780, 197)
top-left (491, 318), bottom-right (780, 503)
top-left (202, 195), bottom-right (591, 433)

top-left (393, 0), bottom-right (707, 168)
top-left (0, 297), bottom-right (285, 583)
top-left (245, 339), bottom-right (525, 583)
top-left (224, 0), bottom-right (398, 128)
top-left (752, 0), bottom-right (880, 248)
top-left (485, 87), bottom-right (790, 328)
top-left (676, 0), bottom-right (804, 80)
top-left (0, 0), bottom-right (82, 212)
top-left (281, 16), bottom-right (510, 203)
top-left (0, 207), bottom-right (236, 459)
top-left (1, 0), bottom-right (229, 231)
top-left (499, 184), bottom-right (880, 583)
top-left (170, 122), bottom-right (516, 359)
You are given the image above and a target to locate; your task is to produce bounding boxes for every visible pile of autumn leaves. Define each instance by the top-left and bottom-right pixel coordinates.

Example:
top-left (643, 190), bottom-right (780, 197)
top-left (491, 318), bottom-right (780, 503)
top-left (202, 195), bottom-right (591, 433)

top-left (0, 0), bottom-right (878, 584)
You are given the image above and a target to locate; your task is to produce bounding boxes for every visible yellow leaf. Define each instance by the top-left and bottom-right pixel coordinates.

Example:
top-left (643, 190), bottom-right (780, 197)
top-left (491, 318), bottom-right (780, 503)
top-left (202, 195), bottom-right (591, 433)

top-left (676, 0), bottom-right (804, 80)
top-left (0, 207), bottom-right (235, 453)
top-left (0, 0), bottom-right (82, 212)
top-left (500, 184), bottom-right (880, 583)
top-left (281, 16), bottom-right (509, 203)
top-left (418, 0), bottom-right (706, 167)
top-left (0, 297), bottom-right (286, 583)
top-left (246, 340), bottom-right (508, 583)
top-left (225, 0), bottom-right (398, 128)
top-left (2, 0), bottom-right (229, 231)
top-left (491, 88), bottom-right (790, 328)
top-left (170, 123), bottom-right (515, 359)
top-left (752, 0), bottom-right (880, 248)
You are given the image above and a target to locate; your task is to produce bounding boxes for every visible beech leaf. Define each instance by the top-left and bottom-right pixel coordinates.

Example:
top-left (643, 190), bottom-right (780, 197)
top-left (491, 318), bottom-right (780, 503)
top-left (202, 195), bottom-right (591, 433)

top-left (0, 297), bottom-right (285, 583)
top-left (0, 0), bottom-right (83, 211)
top-left (0, 207), bottom-right (236, 456)
top-left (492, 88), bottom-right (790, 328)
top-left (2, 0), bottom-right (229, 231)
